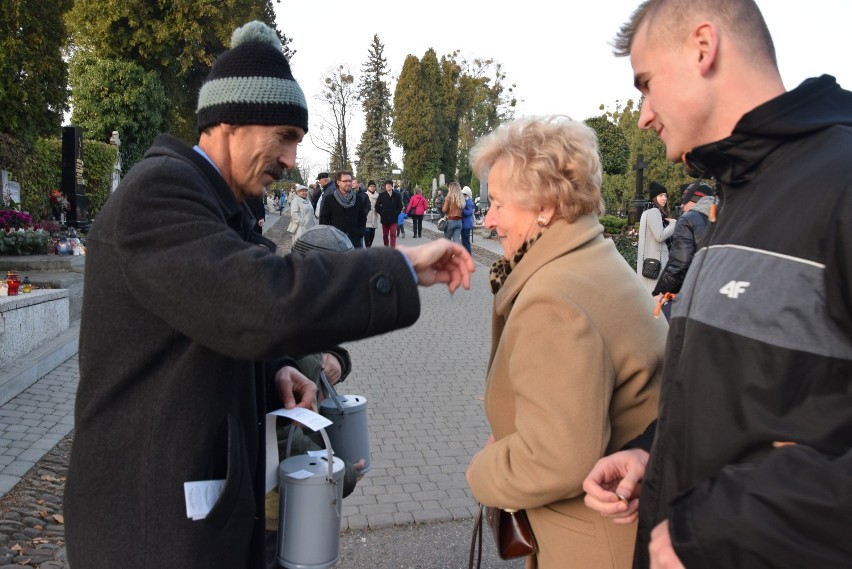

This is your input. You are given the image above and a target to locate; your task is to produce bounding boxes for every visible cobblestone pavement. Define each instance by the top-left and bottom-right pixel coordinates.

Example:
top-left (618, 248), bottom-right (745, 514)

top-left (0, 210), bottom-right (510, 568)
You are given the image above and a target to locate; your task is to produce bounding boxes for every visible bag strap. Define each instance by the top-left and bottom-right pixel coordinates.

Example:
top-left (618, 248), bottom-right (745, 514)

top-left (468, 503), bottom-right (483, 569)
top-left (319, 370), bottom-right (345, 414)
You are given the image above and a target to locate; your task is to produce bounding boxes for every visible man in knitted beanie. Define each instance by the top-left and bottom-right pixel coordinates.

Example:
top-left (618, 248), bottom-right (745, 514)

top-left (65, 20), bottom-right (474, 569)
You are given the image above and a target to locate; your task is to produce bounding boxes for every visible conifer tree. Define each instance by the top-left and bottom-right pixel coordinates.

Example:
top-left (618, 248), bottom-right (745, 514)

top-left (392, 53), bottom-right (440, 190)
top-left (355, 35), bottom-right (393, 185)
top-left (66, 0), bottom-right (288, 143)
top-left (0, 0), bottom-right (72, 148)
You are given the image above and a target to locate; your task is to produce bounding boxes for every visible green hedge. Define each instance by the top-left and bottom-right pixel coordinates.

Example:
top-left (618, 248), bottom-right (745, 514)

top-left (599, 214), bottom-right (627, 235)
top-left (608, 234), bottom-right (638, 268)
top-left (13, 137), bottom-right (117, 222)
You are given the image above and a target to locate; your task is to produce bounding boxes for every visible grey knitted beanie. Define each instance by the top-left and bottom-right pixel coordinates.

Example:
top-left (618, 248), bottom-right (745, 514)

top-left (292, 226), bottom-right (353, 254)
top-left (196, 20), bottom-right (308, 133)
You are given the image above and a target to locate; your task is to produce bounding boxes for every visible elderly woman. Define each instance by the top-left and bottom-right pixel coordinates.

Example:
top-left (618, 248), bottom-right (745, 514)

top-left (286, 184), bottom-right (317, 240)
top-left (465, 115), bottom-right (666, 569)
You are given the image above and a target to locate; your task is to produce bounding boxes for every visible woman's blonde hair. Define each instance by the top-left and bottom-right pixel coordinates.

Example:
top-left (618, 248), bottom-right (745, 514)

top-left (446, 182), bottom-right (466, 209)
top-left (469, 115), bottom-right (603, 223)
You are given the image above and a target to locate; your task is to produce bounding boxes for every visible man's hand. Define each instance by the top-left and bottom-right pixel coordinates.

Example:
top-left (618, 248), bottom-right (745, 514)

top-left (274, 366), bottom-right (317, 410)
top-left (582, 448), bottom-right (649, 524)
top-left (320, 352), bottom-right (343, 384)
top-left (353, 458), bottom-right (367, 482)
top-left (397, 239), bottom-right (475, 293)
top-left (650, 520), bottom-right (685, 568)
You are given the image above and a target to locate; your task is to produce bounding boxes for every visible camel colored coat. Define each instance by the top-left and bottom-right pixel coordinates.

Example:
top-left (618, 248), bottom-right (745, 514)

top-left (467, 215), bottom-right (666, 569)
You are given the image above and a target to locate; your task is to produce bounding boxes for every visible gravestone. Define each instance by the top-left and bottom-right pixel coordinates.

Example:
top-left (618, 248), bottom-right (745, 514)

top-left (629, 154), bottom-right (648, 227)
top-left (110, 130), bottom-right (122, 193)
top-left (61, 126), bottom-right (89, 228)
top-left (1, 171), bottom-right (20, 205)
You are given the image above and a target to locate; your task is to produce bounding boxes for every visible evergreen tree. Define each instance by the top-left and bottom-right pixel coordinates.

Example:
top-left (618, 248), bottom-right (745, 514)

top-left (596, 99), bottom-right (690, 215)
top-left (437, 57), bottom-right (461, 183)
top-left (70, 53), bottom-right (169, 173)
top-left (392, 53), bottom-right (440, 190)
top-left (66, 0), bottom-right (288, 143)
top-left (0, 0), bottom-right (72, 147)
top-left (355, 35), bottom-right (392, 185)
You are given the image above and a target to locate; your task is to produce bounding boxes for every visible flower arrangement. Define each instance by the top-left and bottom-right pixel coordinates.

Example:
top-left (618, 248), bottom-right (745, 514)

top-left (0, 227), bottom-right (52, 255)
top-left (0, 209), bottom-right (33, 229)
top-left (50, 189), bottom-right (71, 214)
top-left (0, 209), bottom-right (59, 255)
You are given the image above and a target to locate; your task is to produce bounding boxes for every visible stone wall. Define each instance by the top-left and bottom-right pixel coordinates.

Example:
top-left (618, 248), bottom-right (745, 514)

top-left (0, 289), bottom-right (69, 367)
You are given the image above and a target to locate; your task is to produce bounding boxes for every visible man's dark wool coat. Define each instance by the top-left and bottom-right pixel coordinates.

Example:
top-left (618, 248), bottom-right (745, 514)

top-left (64, 134), bottom-right (420, 569)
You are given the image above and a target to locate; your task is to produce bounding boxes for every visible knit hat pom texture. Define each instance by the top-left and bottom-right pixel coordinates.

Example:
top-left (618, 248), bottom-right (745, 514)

top-left (196, 20), bottom-right (308, 133)
top-left (231, 20), bottom-right (281, 50)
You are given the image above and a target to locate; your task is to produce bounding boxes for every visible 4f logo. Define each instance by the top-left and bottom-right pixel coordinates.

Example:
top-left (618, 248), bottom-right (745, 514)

top-left (720, 280), bottom-right (750, 299)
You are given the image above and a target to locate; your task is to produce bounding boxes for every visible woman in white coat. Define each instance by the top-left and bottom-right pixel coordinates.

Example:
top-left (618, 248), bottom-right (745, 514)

top-left (636, 181), bottom-right (675, 293)
top-left (287, 184), bottom-right (318, 240)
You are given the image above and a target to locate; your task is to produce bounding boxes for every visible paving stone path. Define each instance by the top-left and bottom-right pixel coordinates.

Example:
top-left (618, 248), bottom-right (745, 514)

top-left (0, 209), bottom-right (508, 568)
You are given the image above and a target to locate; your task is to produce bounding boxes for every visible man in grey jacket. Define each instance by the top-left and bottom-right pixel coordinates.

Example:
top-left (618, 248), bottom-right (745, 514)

top-left (64, 20), bottom-right (473, 569)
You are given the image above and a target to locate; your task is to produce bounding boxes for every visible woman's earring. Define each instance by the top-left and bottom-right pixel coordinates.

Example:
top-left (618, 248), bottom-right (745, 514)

top-left (537, 216), bottom-right (547, 226)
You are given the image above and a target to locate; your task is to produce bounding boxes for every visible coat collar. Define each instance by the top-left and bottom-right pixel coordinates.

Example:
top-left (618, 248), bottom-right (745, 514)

top-left (494, 214), bottom-right (603, 315)
top-left (150, 134), bottom-right (275, 251)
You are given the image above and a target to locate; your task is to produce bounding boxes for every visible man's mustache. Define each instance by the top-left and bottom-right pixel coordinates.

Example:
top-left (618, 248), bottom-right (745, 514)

top-left (267, 166), bottom-right (285, 180)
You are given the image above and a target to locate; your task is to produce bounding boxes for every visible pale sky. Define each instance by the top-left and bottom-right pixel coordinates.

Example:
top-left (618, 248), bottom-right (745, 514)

top-left (274, 0), bottom-right (852, 178)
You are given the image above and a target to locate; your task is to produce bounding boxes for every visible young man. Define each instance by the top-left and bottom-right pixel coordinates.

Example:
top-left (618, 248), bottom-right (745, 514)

top-left (582, 2), bottom-right (852, 568)
top-left (375, 179), bottom-right (403, 248)
top-left (64, 20), bottom-right (473, 569)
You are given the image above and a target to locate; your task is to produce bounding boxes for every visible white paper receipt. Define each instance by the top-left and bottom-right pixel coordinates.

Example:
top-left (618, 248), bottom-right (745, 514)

top-left (268, 407), bottom-right (332, 431)
top-left (184, 479), bottom-right (225, 520)
top-left (287, 469), bottom-right (315, 480)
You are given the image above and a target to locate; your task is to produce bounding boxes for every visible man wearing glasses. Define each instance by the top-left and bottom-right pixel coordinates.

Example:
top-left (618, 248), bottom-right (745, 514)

top-left (318, 171), bottom-right (367, 248)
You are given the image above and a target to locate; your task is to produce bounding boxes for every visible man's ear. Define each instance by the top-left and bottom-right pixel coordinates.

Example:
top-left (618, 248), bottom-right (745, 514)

top-left (692, 22), bottom-right (719, 76)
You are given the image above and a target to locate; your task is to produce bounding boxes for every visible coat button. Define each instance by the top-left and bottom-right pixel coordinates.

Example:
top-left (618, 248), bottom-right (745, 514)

top-left (375, 276), bottom-right (392, 295)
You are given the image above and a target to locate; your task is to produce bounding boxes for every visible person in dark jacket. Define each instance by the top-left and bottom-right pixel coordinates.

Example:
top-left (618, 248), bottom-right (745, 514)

top-left (64, 20), bottom-right (474, 569)
top-left (246, 196), bottom-right (266, 234)
top-left (651, 182), bottom-right (715, 308)
top-left (460, 186), bottom-right (475, 253)
top-left (375, 179), bottom-right (403, 248)
top-left (311, 172), bottom-right (330, 210)
top-left (318, 170), bottom-right (366, 248)
top-left (582, 2), bottom-right (852, 568)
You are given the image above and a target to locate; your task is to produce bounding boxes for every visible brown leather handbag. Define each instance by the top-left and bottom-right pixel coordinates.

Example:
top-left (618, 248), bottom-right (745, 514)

top-left (468, 503), bottom-right (537, 568)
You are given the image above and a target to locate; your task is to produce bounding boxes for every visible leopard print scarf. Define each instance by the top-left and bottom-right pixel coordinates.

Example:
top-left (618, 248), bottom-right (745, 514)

top-left (489, 230), bottom-right (545, 294)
